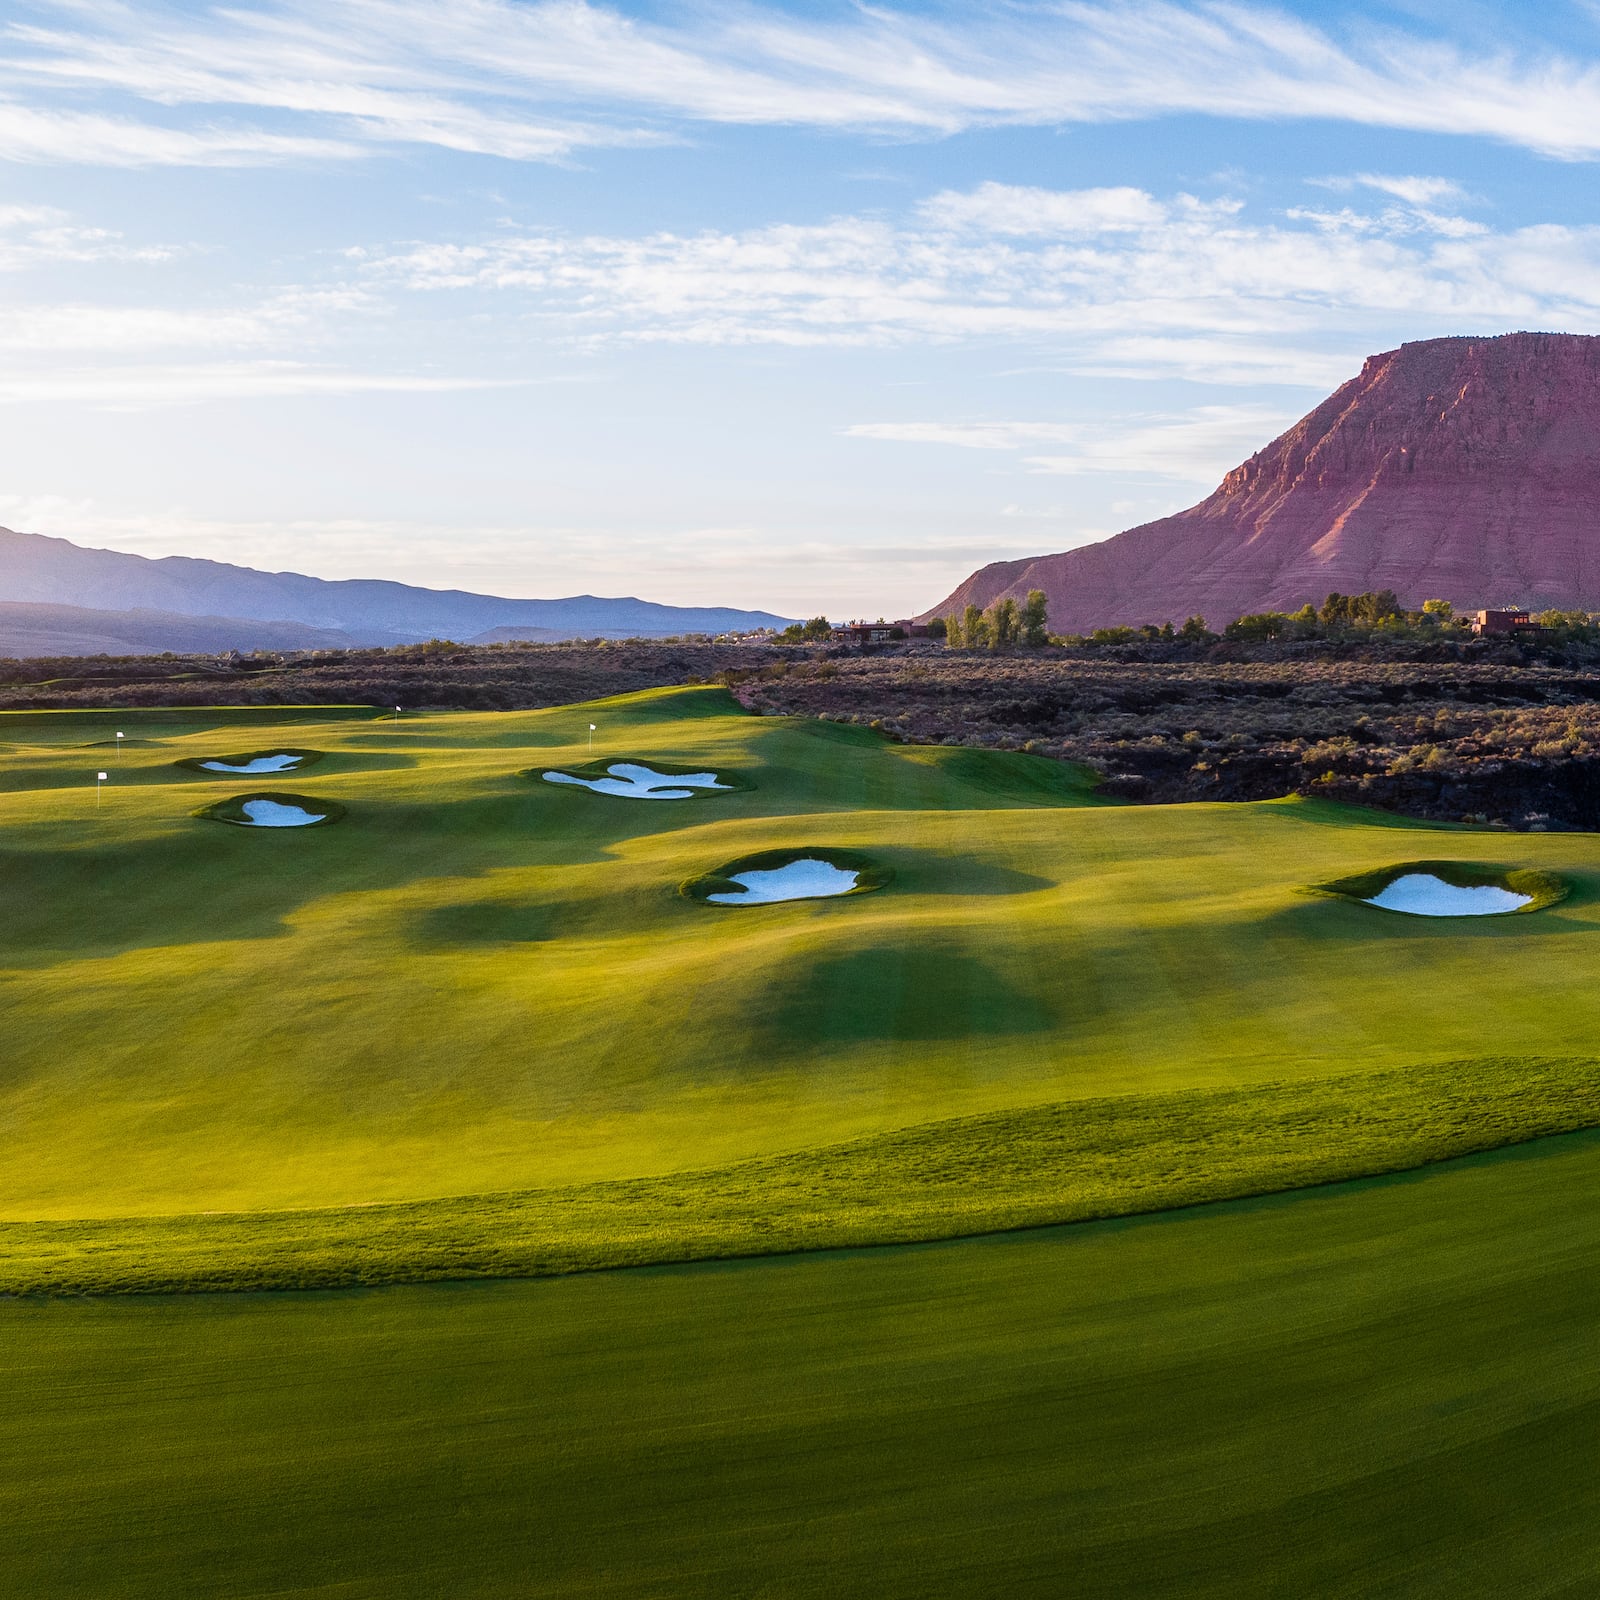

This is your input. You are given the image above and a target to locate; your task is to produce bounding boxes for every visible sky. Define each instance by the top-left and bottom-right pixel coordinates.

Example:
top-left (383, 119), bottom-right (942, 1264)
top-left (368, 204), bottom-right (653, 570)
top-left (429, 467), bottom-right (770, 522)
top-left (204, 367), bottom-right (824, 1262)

top-left (4, 1), bottom-right (1600, 619)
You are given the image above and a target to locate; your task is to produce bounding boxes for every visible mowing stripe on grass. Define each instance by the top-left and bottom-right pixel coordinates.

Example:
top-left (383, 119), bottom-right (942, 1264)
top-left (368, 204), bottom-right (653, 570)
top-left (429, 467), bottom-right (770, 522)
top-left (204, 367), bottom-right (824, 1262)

top-left (5, 1053), bottom-right (1596, 1295)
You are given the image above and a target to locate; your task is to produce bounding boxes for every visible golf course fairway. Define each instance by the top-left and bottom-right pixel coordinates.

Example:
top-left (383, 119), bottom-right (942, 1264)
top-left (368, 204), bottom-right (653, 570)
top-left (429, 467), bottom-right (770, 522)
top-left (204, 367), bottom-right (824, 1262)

top-left (4, 686), bottom-right (1600, 1593)
top-left (6, 1133), bottom-right (1600, 1598)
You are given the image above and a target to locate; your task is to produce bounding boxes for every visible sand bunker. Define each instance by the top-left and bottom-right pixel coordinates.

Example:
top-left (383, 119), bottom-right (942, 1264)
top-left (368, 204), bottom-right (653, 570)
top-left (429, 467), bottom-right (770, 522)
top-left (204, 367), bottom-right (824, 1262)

top-left (238, 799), bottom-right (327, 828)
top-left (544, 762), bottom-right (732, 800)
top-left (707, 858), bottom-right (861, 905)
top-left (200, 753), bottom-right (303, 774)
top-left (1365, 873), bottom-right (1533, 917)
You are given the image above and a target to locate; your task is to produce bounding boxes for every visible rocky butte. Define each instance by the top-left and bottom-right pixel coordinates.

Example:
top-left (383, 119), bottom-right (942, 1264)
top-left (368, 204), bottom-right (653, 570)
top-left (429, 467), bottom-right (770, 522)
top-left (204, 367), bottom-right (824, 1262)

top-left (926, 332), bottom-right (1600, 634)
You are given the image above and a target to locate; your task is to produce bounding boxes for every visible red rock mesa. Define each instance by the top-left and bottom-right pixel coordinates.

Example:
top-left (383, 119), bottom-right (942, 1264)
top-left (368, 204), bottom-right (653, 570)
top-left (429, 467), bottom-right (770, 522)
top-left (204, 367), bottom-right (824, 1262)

top-left (925, 332), bottom-right (1600, 633)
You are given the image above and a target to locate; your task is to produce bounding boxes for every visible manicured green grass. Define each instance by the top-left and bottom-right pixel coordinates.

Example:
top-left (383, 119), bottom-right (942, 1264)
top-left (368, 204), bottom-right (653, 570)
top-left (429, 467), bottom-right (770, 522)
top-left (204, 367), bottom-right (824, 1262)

top-left (3, 683), bottom-right (1600, 1261)
top-left (4, 1054), bottom-right (1598, 1294)
top-left (7, 1131), bottom-right (1600, 1598)
top-left (9, 684), bottom-right (1600, 1593)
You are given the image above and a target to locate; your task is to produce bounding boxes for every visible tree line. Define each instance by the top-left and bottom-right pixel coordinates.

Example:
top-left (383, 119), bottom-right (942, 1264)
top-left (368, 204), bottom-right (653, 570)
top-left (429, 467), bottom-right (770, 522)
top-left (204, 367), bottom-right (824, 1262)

top-left (780, 590), bottom-right (1600, 653)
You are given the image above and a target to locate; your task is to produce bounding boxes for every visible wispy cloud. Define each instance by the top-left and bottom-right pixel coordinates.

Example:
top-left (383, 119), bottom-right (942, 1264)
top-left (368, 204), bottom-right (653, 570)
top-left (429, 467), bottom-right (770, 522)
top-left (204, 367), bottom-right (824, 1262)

top-left (0, 99), bottom-right (360, 166)
top-left (0, 203), bottom-right (176, 268)
top-left (360, 181), bottom-right (1600, 378)
top-left (0, 362), bottom-right (534, 408)
top-left (845, 404), bottom-right (1302, 484)
top-left (1316, 172), bottom-right (1472, 206)
top-left (7, 1), bottom-right (1600, 166)
top-left (0, 286), bottom-right (373, 353)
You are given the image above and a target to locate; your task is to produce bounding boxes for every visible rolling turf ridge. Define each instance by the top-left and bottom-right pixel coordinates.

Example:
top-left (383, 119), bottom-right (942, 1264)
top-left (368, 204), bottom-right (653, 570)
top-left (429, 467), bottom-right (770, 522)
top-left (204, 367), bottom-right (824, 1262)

top-left (1, 687), bottom-right (1599, 1294)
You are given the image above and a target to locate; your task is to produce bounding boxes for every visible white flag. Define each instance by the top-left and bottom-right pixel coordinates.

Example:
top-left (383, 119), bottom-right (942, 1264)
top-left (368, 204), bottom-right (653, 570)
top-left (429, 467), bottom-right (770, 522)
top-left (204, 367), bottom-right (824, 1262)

top-left (590, 724), bottom-right (596, 731)
top-left (97, 772), bottom-right (107, 781)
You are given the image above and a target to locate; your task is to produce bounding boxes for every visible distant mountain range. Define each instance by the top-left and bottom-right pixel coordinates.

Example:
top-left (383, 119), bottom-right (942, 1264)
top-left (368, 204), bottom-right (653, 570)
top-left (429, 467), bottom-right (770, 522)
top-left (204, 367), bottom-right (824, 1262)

top-left (926, 332), bottom-right (1600, 633)
top-left (0, 527), bottom-right (793, 657)
top-left (0, 602), bottom-right (362, 659)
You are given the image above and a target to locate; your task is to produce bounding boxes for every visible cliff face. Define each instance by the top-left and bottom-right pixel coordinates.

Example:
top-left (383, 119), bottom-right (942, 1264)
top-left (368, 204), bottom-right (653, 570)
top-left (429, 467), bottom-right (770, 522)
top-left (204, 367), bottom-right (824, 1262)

top-left (925, 333), bottom-right (1600, 632)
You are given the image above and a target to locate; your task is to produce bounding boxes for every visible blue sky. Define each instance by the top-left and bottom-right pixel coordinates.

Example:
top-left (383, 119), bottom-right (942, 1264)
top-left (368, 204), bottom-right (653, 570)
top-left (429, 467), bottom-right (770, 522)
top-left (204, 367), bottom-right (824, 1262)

top-left (4, 1), bottom-right (1600, 618)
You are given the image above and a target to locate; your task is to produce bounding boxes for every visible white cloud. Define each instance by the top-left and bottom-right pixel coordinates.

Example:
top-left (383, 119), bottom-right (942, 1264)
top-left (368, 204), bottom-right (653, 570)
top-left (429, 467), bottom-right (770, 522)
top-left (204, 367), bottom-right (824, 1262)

top-left (1346, 173), bottom-right (1470, 206)
top-left (0, 286), bottom-right (373, 353)
top-left (919, 183), bottom-right (1178, 235)
top-left (0, 99), bottom-right (360, 166)
top-left (0, 203), bottom-right (176, 268)
top-left (361, 182), bottom-right (1600, 377)
top-left (0, 362), bottom-right (532, 408)
top-left (8, 1), bottom-right (1600, 165)
top-left (845, 404), bottom-right (1302, 485)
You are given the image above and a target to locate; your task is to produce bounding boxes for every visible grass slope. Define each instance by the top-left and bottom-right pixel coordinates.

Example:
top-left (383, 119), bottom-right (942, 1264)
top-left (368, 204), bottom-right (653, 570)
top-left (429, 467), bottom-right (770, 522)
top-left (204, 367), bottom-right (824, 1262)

top-left (4, 685), bottom-right (1600, 1275)
top-left (4, 1055), bottom-right (1598, 1294)
top-left (7, 1132), bottom-right (1600, 1598)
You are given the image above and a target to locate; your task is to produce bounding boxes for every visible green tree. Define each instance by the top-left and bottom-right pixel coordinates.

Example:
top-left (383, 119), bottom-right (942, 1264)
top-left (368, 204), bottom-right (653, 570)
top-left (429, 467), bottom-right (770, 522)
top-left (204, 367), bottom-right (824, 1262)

top-left (1020, 590), bottom-right (1050, 647)
top-left (1422, 599), bottom-right (1454, 620)
top-left (779, 616), bottom-right (833, 643)
top-left (986, 597), bottom-right (1020, 649)
top-left (1224, 611), bottom-right (1291, 642)
top-left (962, 603), bottom-right (989, 650)
top-left (942, 612), bottom-right (963, 648)
top-left (1178, 615), bottom-right (1211, 640)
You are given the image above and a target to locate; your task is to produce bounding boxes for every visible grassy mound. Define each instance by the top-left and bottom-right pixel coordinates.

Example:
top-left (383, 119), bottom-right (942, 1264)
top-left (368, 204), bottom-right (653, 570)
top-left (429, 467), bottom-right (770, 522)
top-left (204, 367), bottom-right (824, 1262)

top-left (1314, 857), bottom-right (1570, 913)
top-left (2, 1053), bottom-right (1597, 1295)
top-left (192, 791), bottom-right (347, 828)
top-left (679, 845), bottom-right (891, 904)
top-left (173, 747), bottom-right (326, 775)
top-left (11, 688), bottom-right (1600, 1596)
top-left (3, 685), bottom-right (1600, 1262)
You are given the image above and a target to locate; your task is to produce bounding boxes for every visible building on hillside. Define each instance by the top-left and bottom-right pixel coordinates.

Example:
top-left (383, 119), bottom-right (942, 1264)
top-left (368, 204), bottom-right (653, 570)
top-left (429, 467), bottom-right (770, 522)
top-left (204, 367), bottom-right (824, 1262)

top-left (837, 619), bottom-right (939, 645)
top-left (1469, 608), bottom-right (1544, 636)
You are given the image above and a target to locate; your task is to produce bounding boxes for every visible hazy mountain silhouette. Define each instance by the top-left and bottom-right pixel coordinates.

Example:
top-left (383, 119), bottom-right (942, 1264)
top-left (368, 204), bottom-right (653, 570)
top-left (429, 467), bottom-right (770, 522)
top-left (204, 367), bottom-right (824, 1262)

top-left (0, 527), bottom-right (793, 652)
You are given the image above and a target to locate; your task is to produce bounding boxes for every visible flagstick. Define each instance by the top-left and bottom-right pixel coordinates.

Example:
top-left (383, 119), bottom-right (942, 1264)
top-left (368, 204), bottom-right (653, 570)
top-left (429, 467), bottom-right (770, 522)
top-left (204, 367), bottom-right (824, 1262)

top-left (96, 771), bottom-right (107, 808)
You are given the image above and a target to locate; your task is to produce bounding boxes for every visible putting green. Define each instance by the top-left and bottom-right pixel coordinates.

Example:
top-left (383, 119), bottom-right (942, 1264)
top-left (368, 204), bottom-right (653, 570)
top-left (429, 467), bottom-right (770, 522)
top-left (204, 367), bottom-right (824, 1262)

top-left (6, 1133), bottom-right (1600, 1598)
top-left (1, 686), bottom-right (1599, 1291)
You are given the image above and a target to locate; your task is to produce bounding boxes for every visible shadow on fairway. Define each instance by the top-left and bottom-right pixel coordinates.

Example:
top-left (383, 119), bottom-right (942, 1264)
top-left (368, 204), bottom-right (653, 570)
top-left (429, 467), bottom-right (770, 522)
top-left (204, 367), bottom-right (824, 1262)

top-left (754, 936), bottom-right (1058, 1048)
top-left (0, 834), bottom-right (355, 959)
top-left (873, 847), bottom-right (1055, 898)
top-left (413, 894), bottom-right (600, 948)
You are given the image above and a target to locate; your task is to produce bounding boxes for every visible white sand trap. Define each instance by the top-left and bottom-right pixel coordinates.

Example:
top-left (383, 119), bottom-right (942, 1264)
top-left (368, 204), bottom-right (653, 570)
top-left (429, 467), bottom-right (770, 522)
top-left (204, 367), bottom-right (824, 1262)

top-left (1365, 873), bottom-right (1531, 916)
top-left (201, 754), bottom-right (303, 774)
top-left (543, 762), bottom-right (732, 800)
top-left (238, 799), bottom-right (326, 828)
top-left (708, 858), bottom-right (860, 905)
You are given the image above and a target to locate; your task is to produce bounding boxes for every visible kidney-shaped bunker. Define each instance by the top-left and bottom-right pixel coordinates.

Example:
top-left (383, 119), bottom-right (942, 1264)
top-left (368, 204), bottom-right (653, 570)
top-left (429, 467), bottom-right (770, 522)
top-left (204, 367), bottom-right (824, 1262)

top-left (681, 847), bottom-right (891, 907)
top-left (1315, 859), bottom-right (1567, 918)
top-left (194, 791), bottom-right (346, 829)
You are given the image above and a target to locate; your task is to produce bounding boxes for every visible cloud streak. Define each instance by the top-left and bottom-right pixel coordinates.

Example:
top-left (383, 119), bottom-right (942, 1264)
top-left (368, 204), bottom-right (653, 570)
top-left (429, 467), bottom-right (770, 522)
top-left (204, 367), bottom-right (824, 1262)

top-left (6, 1), bottom-right (1600, 166)
top-left (0, 362), bottom-right (534, 408)
top-left (361, 181), bottom-right (1600, 379)
top-left (844, 405), bottom-right (1303, 483)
